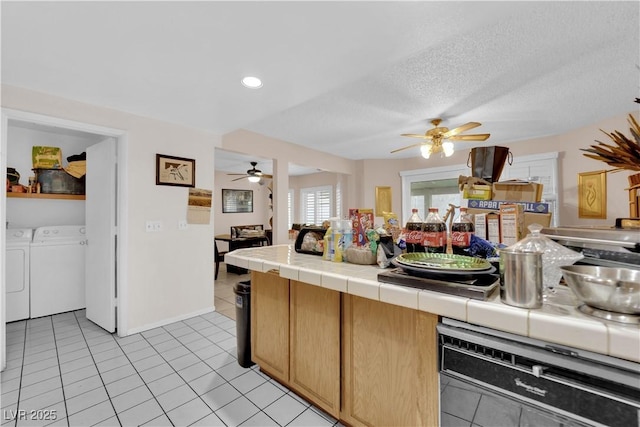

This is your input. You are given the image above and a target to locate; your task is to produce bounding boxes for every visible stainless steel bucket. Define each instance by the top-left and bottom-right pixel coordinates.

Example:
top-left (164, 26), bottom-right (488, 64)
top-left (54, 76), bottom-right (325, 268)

top-left (500, 249), bottom-right (543, 309)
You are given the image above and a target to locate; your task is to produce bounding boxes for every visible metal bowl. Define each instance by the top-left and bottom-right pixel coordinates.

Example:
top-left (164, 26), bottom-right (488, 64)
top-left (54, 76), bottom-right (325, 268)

top-left (560, 265), bottom-right (640, 314)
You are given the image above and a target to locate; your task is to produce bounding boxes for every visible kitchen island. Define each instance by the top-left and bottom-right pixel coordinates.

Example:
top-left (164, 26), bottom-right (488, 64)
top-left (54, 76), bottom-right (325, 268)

top-left (224, 244), bottom-right (640, 426)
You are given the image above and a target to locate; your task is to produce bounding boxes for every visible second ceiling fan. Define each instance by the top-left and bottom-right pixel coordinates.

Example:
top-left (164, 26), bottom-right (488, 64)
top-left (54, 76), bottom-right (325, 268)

top-left (392, 118), bottom-right (490, 158)
top-left (227, 161), bottom-right (272, 182)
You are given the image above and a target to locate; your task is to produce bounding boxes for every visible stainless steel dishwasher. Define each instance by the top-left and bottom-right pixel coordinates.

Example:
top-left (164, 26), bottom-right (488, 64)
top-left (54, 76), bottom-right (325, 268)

top-left (438, 318), bottom-right (640, 427)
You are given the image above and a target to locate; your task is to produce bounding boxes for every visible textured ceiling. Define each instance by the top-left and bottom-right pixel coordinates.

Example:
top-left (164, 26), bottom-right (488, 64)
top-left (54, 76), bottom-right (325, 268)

top-left (2, 1), bottom-right (639, 175)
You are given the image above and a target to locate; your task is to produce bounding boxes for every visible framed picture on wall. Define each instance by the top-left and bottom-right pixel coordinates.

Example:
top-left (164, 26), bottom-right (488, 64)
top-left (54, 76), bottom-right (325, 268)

top-left (578, 170), bottom-right (607, 219)
top-left (156, 154), bottom-right (195, 187)
top-left (222, 189), bottom-right (253, 213)
top-left (375, 186), bottom-right (392, 216)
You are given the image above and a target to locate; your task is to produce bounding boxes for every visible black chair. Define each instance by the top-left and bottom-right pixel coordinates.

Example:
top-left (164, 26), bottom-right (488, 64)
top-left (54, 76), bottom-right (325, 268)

top-left (215, 242), bottom-right (228, 280)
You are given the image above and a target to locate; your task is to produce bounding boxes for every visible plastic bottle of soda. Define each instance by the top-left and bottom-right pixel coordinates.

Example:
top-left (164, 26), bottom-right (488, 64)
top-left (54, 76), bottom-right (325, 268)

top-left (451, 207), bottom-right (475, 256)
top-left (422, 207), bottom-right (447, 253)
top-left (405, 208), bottom-right (424, 253)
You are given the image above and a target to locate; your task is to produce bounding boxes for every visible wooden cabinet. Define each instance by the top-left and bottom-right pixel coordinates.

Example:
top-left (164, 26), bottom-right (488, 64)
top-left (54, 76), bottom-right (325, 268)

top-left (251, 271), bottom-right (440, 426)
top-left (251, 271), bottom-right (290, 383)
top-left (289, 280), bottom-right (341, 418)
top-left (341, 295), bottom-right (439, 427)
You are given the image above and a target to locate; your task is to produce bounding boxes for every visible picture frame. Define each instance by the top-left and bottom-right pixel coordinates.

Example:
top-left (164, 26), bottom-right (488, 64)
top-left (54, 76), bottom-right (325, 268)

top-left (222, 189), bottom-right (253, 213)
top-left (578, 170), bottom-right (607, 219)
top-left (156, 154), bottom-right (195, 187)
top-left (375, 186), bottom-right (392, 216)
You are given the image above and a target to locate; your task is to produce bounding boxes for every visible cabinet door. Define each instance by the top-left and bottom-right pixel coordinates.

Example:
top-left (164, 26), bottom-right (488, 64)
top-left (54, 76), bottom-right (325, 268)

top-left (289, 281), bottom-right (341, 418)
top-left (341, 295), bottom-right (439, 427)
top-left (251, 271), bottom-right (290, 383)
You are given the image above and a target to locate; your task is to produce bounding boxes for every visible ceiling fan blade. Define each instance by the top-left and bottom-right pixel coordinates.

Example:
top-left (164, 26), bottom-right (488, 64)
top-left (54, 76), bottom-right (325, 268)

top-left (231, 176), bottom-right (248, 182)
top-left (442, 122), bottom-right (481, 138)
top-left (260, 174), bottom-right (273, 179)
top-left (448, 133), bottom-right (491, 141)
top-left (227, 173), bottom-right (247, 176)
top-left (400, 133), bottom-right (434, 140)
top-left (391, 142), bottom-right (425, 154)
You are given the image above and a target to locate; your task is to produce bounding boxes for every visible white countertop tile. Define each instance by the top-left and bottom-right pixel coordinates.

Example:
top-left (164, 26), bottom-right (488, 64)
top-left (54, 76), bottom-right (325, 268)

top-left (262, 261), bottom-right (280, 273)
top-left (225, 245), bottom-right (640, 363)
top-left (347, 277), bottom-right (380, 301)
top-left (248, 259), bottom-right (264, 272)
top-left (298, 267), bottom-right (322, 286)
top-left (606, 324), bottom-right (640, 363)
top-left (529, 309), bottom-right (608, 354)
top-left (280, 265), bottom-right (299, 281)
top-left (380, 283), bottom-right (419, 310)
top-left (467, 298), bottom-right (529, 336)
top-left (321, 272), bottom-right (348, 293)
top-left (418, 291), bottom-right (468, 322)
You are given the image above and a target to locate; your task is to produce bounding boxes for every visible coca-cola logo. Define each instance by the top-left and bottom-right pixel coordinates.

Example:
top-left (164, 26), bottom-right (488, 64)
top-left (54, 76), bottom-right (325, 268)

top-left (451, 231), bottom-right (471, 246)
top-left (423, 231), bottom-right (445, 247)
top-left (405, 230), bottom-right (423, 243)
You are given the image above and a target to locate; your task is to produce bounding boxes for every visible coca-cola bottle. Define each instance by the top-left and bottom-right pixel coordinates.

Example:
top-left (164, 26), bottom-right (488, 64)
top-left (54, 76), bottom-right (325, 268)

top-left (422, 207), bottom-right (447, 253)
top-left (451, 207), bottom-right (475, 256)
top-left (404, 208), bottom-right (424, 253)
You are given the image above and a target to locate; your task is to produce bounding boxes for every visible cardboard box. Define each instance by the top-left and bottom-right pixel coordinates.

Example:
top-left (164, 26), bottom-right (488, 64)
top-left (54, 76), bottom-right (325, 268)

top-left (32, 146), bottom-right (62, 170)
top-left (523, 212), bottom-right (553, 231)
top-left (462, 184), bottom-right (492, 200)
top-left (349, 208), bottom-right (374, 247)
top-left (473, 213), bottom-right (487, 240)
top-left (487, 213), bottom-right (501, 244)
top-left (466, 199), bottom-right (550, 214)
top-left (468, 208), bottom-right (552, 233)
top-left (499, 204), bottom-right (525, 246)
top-left (492, 181), bottom-right (543, 202)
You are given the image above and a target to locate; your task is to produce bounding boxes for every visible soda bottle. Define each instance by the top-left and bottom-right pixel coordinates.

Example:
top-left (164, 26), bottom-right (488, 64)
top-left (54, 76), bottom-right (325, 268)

top-left (422, 207), bottom-right (447, 253)
top-left (404, 208), bottom-right (424, 253)
top-left (451, 207), bottom-right (475, 256)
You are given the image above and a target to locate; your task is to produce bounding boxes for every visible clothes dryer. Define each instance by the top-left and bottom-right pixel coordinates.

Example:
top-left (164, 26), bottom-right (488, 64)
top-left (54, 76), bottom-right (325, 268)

top-left (30, 225), bottom-right (86, 318)
top-left (6, 228), bottom-right (33, 322)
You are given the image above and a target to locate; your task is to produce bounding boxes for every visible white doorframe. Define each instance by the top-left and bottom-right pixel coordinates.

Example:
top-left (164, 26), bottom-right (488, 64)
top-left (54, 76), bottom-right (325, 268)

top-left (1, 109), bottom-right (129, 370)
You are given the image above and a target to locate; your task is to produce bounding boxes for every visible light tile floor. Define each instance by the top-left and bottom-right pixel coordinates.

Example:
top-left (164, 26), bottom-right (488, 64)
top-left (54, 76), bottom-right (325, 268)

top-left (0, 265), bottom-right (340, 427)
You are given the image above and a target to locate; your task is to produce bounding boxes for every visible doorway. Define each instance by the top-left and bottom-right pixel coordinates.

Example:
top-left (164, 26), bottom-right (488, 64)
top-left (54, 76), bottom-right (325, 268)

top-left (1, 109), bottom-right (128, 371)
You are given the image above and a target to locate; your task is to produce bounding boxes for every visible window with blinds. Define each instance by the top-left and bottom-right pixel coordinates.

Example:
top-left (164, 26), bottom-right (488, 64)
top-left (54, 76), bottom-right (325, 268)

top-left (301, 185), bottom-right (333, 225)
top-left (288, 189), bottom-right (294, 230)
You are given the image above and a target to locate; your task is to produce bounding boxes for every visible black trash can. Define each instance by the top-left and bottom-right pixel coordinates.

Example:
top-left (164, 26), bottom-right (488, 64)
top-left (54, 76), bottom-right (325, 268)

top-left (234, 280), bottom-right (254, 368)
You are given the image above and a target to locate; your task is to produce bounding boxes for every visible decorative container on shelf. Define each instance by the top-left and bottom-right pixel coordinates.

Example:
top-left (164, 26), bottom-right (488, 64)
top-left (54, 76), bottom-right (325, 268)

top-left (35, 169), bottom-right (85, 195)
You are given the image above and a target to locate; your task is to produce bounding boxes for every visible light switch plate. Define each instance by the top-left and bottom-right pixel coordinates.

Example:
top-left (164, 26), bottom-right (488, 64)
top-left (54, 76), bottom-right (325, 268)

top-left (145, 221), bottom-right (162, 232)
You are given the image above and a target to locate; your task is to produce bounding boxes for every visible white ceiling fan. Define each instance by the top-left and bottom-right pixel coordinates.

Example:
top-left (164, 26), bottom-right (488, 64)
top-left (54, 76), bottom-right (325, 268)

top-left (227, 161), bottom-right (273, 182)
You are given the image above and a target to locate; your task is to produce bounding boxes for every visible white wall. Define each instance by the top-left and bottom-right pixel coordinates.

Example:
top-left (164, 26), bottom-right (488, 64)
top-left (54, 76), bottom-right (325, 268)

top-left (213, 171), bottom-right (271, 251)
top-left (2, 84), bottom-right (218, 334)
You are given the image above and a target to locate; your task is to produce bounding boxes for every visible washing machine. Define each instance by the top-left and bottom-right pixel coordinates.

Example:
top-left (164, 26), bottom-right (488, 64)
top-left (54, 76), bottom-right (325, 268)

top-left (30, 225), bottom-right (87, 318)
top-left (6, 228), bottom-right (33, 322)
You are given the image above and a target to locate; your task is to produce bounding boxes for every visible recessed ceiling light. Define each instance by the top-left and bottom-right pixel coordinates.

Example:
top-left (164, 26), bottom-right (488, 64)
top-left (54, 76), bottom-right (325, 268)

top-left (241, 76), bottom-right (263, 89)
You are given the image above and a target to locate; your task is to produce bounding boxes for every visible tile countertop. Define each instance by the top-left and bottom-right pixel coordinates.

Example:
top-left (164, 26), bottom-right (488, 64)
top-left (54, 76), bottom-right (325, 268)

top-left (225, 245), bottom-right (640, 364)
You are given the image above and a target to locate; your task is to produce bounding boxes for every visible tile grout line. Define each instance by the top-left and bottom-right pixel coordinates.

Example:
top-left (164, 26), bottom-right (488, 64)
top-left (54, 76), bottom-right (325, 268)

top-left (67, 311), bottom-right (122, 427)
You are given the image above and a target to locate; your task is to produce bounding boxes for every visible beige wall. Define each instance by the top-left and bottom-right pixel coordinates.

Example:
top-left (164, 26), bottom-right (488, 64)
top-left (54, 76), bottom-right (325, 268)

top-left (213, 171), bottom-right (271, 251)
top-left (2, 85), bottom-right (218, 334)
top-left (359, 111), bottom-right (639, 227)
top-left (222, 130), bottom-right (356, 243)
top-left (3, 83), bottom-right (635, 335)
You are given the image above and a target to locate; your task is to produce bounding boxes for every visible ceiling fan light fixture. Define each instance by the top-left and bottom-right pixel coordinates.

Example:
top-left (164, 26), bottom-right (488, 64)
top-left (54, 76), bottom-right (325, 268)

top-left (241, 76), bottom-right (263, 89)
top-left (420, 144), bottom-right (432, 159)
top-left (247, 175), bottom-right (261, 183)
top-left (442, 141), bottom-right (455, 157)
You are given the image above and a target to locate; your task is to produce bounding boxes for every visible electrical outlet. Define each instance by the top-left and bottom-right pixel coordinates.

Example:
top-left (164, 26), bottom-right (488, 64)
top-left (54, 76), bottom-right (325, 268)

top-left (145, 221), bottom-right (162, 232)
top-left (178, 220), bottom-right (188, 230)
